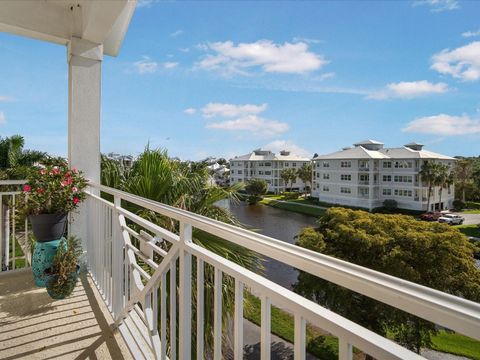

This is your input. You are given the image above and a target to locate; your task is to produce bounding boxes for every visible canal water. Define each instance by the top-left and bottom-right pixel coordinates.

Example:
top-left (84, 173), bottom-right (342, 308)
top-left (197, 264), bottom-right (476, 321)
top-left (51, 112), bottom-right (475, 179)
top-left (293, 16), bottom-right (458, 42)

top-left (224, 201), bottom-right (318, 290)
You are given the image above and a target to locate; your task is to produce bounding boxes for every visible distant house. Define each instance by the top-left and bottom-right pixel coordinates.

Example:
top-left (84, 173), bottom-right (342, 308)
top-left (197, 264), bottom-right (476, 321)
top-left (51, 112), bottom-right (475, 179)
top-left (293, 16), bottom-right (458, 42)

top-left (311, 140), bottom-right (456, 211)
top-left (106, 152), bottom-right (134, 168)
top-left (207, 162), bottom-right (229, 186)
top-left (229, 149), bottom-right (310, 193)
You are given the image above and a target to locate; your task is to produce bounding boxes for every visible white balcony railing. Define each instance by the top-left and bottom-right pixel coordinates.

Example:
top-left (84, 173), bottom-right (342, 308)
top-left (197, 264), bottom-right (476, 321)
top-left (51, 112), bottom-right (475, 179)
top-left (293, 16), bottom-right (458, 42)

top-left (83, 182), bottom-right (479, 360)
top-left (0, 180), bottom-right (30, 272)
top-left (1, 180), bottom-right (479, 359)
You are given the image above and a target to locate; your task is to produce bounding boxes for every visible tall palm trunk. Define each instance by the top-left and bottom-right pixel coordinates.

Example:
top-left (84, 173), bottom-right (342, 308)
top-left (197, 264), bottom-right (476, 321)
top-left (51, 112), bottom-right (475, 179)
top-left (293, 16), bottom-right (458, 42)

top-left (439, 186), bottom-right (443, 210)
top-left (426, 183), bottom-right (432, 212)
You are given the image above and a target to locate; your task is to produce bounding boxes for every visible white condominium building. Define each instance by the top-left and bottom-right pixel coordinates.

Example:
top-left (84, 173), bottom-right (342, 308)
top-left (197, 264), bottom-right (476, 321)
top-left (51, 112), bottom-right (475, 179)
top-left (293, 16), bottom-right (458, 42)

top-left (230, 149), bottom-right (310, 193)
top-left (311, 140), bottom-right (456, 211)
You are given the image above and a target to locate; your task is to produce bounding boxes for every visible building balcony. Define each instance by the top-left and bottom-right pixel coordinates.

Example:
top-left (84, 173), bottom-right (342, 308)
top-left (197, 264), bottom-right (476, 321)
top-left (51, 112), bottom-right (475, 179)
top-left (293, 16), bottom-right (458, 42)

top-left (1, 180), bottom-right (479, 359)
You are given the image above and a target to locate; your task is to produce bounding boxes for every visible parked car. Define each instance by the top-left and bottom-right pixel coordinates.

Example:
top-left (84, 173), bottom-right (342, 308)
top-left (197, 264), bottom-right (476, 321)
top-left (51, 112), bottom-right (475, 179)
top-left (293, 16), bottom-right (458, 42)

top-left (438, 214), bottom-right (464, 225)
top-left (420, 212), bottom-right (443, 221)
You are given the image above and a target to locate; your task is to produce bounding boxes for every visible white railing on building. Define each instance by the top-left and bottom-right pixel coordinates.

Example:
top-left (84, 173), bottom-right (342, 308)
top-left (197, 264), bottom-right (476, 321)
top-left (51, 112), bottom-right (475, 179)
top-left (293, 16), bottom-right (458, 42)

top-left (84, 182), bottom-right (480, 360)
top-left (0, 180), bottom-right (30, 273)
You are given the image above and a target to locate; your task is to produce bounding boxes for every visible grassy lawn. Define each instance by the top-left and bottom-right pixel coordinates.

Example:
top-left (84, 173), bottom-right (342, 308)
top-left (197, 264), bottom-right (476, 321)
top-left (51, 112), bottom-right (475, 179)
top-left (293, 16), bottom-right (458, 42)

top-left (8, 238), bottom-right (26, 269)
top-left (431, 331), bottom-right (480, 360)
top-left (456, 224), bottom-right (480, 238)
top-left (244, 292), bottom-right (339, 360)
top-left (462, 209), bottom-right (480, 214)
top-left (260, 198), bottom-right (325, 217)
top-left (462, 202), bottom-right (480, 214)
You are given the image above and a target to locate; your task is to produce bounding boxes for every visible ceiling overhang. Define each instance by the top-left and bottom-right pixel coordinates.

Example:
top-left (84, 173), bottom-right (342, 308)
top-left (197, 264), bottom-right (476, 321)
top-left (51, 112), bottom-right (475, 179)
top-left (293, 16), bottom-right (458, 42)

top-left (0, 0), bottom-right (136, 57)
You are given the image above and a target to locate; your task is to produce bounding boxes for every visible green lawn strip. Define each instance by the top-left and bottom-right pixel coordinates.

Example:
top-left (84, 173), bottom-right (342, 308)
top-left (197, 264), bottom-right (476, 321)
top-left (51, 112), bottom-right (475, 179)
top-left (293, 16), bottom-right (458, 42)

top-left (462, 209), bottom-right (480, 214)
top-left (243, 292), bottom-right (339, 360)
top-left (260, 198), bottom-right (325, 217)
top-left (431, 331), bottom-right (480, 360)
top-left (456, 224), bottom-right (480, 238)
top-left (8, 238), bottom-right (26, 269)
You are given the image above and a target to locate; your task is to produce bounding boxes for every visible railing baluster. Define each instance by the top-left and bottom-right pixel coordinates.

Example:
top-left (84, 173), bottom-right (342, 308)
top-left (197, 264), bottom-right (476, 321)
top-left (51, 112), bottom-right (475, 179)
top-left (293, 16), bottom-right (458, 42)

top-left (213, 268), bottom-right (222, 360)
top-left (234, 279), bottom-right (243, 360)
top-left (160, 271), bottom-right (167, 360)
top-left (179, 223), bottom-right (192, 360)
top-left (261, 295), bottom-right (271, 360)
top-left (112, 196), bottom-right (124, 317)
top-left (196, 258), bottom-right (204, 360)
top-left (0, 195), bottom-right (3, 271)
top-left (294, 315), bottom-right (306, 360)
top-left (11, 194), bottom-right (15, 270)
top-left (170, 259), bottom-right (177, 360)
top-left (339, 339), bottom-right (353, 360)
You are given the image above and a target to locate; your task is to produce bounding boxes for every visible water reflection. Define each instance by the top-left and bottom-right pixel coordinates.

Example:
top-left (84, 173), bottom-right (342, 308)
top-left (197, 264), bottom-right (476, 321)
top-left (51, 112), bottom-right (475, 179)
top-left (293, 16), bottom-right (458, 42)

top-left (224, 200), bottom-right (318, 289)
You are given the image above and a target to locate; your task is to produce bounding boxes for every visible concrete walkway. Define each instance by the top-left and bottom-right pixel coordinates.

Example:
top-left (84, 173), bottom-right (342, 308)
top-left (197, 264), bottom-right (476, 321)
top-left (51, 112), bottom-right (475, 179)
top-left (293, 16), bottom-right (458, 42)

top-left (0, 269), bottom-right (132, 360)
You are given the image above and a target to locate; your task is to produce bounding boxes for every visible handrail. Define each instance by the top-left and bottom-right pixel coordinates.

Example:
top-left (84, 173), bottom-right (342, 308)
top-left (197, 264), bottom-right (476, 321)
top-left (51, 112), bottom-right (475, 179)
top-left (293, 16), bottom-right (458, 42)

top-left (88, 181), bottom-right (480, 341)
top-left (0, 180), bottom-right (26, 185)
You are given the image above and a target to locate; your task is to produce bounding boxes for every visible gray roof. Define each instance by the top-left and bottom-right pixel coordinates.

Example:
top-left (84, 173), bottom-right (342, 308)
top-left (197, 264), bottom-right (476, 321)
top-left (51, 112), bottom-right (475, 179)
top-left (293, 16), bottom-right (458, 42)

top-left (231, 149), bottom-right (310, 162)
top-left (313, 141), bottom-right (455, 161)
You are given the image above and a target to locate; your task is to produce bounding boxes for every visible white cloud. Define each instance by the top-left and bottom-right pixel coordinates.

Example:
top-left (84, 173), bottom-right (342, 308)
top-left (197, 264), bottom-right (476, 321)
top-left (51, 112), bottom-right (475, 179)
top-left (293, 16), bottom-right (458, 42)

top-left (196, 40), bottom-right (328, 75)
top-left (0, 111), bottom-right (6, 124)
top-left (133, 56), bottom-right (158, 74)
top-left (292, 37), bottom-right (323, 44)
top-left (403, 113), bottom-right (480, 135)
top-left (367, 80), bottom-right (449, 100)
top-left (206, 115), bottom-right (288, 136)
top-left (412, 0), bottom-right (459, 12)
top-left (184, 108), bottom-right (197, 115)
top-left (170, 30), bottom-right (184, 38)
top-left (462, 29), bottom-right (480, 38)
top-left (163, 62), bottom-right (178, 69)
top-left (263, 139), bottom-right (311, 158)
top-left (201, 103), bottom-right (268, 118)
top-left (431, 41), bottom-right (480, 81)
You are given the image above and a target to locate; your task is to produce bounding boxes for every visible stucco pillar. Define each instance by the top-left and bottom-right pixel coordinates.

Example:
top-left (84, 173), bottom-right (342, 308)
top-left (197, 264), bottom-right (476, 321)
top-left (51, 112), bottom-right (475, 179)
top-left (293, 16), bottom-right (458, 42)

top-left (67, 37), bottom-right (103, 248)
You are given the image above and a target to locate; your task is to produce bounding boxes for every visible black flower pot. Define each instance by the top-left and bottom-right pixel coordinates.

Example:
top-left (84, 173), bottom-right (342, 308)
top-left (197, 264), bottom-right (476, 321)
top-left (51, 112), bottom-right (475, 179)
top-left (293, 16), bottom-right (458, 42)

top-left (29, 213), bottom-right (68, 242)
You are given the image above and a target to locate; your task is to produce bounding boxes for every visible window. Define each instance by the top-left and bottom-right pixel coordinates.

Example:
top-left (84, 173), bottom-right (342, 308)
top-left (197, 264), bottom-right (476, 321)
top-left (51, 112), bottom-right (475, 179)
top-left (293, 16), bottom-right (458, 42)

top-left (323, 185), bottom-right (329, 192)
top-left (292, 162), bottom-right (297, 167)
top-left (340, 187), bottom-right (351, 194)
top-left (265, 162), bottom-right (272, 167)
top-left (259, 162), bottom-right (264, 167)
top-left (285, 163), bottom-right (289, 167)
top-left (382, 188), bottom-right (392, 196)
top-left (394, 175), bottom-right (413, 183)
top-left (359, 174), bottom-right (369, 182)
top-left (316, 163), bottom-right (320, 168)
top-left (317, 173), bottom-right (320, 178)
top-left (383, 175), bottom-right (391, 182)
top-left (323, 173), bottom-right (330, 180)
top-left (237, 170), bottom-right (242, 175)
top-left (383, 161), bottom-right (392, 168)
top-left (231, 170), bottom-right (234, 174)
top-left (341, 161), bottom-right (352, 168)
top-left (340, 174), bottom-right (351, 181)
top-left (265, 171), bottom-right (271, 175)
top-left (394, 189), bottom-right (413, 197)
top-left (394, 161), bottom-right (413, 169)
top-left (317, 183), bottom-right (320, 189)
top-left (359, 160), bottom-right (369, 168)
top-left (359, 187), bottom-right (369, 196)
top-left (323, 161), bottom-right (330, 168)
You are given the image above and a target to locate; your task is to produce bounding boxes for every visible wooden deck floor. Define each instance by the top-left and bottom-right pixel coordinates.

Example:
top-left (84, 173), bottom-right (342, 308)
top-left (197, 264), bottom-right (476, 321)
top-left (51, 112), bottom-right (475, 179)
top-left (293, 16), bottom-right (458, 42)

top-left (0, 269), bottom-right (132, 360)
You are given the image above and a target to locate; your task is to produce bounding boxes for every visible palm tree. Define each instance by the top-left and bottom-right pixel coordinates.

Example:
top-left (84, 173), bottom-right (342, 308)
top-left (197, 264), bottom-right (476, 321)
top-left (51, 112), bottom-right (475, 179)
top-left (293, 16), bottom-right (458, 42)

top-left (296, 163), bottom-right (312, 196)
top-left (435, 164), bottom-right (450, 210)
top-left (101, 147), bottom-right (261, 355)
top-left (280, 168), bottom-right (296, 192)
top-left (454, 159), bottom-right (473, 202)
top-left (420, 161), bottom-right (441, 211)
top-left (0, 135), bottom-right (47, 179)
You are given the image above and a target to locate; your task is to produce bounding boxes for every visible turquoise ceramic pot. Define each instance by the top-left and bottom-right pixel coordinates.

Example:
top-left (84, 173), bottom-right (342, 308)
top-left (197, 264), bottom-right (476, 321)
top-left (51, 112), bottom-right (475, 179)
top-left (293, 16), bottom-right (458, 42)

top-left (31, 238), bottom-right (64, 287)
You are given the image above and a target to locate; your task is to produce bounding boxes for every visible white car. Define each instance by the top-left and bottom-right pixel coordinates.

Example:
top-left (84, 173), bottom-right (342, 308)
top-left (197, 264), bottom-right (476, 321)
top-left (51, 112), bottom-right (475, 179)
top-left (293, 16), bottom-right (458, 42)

top-left (438, 214), bottom-right (464, 225)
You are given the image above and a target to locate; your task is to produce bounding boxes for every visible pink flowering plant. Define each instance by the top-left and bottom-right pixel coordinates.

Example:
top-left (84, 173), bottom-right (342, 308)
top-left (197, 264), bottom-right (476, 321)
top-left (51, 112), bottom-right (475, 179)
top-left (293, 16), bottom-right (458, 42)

top-left (20, 165), bottom-right (87, 215)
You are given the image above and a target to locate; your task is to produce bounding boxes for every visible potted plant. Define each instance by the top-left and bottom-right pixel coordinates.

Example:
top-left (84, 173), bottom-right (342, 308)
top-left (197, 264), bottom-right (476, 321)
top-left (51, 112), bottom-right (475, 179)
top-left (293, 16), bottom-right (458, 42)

top-left (20, 165), bottom-right (87, 242)
top-left (44, 236), bottom-right (82, 299)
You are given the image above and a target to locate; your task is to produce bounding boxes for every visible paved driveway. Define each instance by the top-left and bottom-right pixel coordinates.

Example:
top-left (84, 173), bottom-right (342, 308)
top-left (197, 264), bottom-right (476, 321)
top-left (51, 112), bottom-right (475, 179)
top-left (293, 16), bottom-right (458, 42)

top-left (451, 212), bottom-right (480, 225)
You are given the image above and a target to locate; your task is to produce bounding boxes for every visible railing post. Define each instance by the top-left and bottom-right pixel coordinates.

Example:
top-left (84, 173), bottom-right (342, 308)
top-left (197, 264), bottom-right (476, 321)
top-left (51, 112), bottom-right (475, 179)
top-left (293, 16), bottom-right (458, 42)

top-left (339, 339), bottom-right (353, 360)
top-left (179, 222), bottom-right (192, 359)
top-left (112, 195), bottom-right (124, 317)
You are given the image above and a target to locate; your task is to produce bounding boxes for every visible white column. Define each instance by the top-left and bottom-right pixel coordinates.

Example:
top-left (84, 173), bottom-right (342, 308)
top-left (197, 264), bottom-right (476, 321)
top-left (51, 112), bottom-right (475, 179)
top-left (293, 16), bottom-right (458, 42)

top-left (67, 37), bottom-right (103, 248)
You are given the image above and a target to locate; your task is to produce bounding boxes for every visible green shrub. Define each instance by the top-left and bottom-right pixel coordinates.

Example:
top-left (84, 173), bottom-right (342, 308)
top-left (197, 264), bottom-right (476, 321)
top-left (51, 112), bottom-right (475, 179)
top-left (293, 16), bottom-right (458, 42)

top-left (453, 199), bottom-right (466, 211)
top-left (282, 191), bottom-right (300, 200)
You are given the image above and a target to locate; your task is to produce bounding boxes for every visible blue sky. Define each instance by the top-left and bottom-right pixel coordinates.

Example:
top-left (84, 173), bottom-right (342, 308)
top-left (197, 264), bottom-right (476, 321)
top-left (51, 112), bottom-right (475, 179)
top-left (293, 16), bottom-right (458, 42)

top-left (1, 0), bottom-right (479, 160)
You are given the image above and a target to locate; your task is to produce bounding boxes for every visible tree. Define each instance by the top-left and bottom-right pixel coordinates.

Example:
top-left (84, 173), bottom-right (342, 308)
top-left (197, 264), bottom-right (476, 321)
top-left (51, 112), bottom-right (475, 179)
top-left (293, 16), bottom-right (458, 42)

top-left (101, 147), bottom-right (262, 355)
top-left (435, 163), bottom-right (451, 210)
top-left (419, 161), bottom-right (441, 211)
top-left (0, 135), bottom-right (48, 179)
top-left (296, 163), bottom-right (313, 195)
top-left (280, 168), bottom-right (297, 191)
top-left (294, 208), bottom-right (480, 353)
top-left (454, 159), bottom-right (474, 202)
top-left (245, 178), bottom-right (268, 204)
